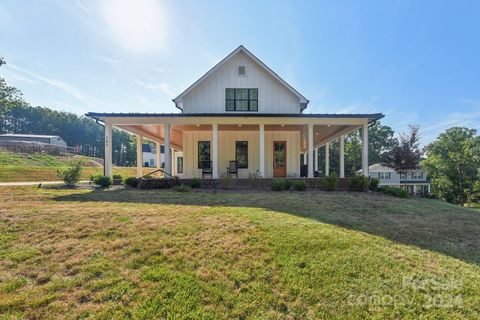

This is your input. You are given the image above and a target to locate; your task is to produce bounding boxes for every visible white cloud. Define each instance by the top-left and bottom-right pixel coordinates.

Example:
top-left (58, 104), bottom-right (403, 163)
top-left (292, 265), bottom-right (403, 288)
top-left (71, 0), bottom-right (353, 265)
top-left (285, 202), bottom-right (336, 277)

top-left (134, 79), bottom-right (175, 97)
top-left (7, 64), bottom-right (106, 108)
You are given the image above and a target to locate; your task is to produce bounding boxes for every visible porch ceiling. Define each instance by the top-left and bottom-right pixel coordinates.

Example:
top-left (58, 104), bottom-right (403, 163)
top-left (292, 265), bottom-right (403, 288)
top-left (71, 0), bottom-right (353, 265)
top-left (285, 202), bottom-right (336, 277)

top-left (116, 123), bottom-right (361, 152)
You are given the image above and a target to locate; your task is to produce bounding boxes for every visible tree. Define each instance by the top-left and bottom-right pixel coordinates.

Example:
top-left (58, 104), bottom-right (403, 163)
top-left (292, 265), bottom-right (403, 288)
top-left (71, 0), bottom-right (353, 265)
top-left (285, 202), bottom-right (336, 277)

top-left (317, 121), bottom-right (396, 177)
top-left (422, 127), bottom-right (480, 206)
top-left (368, 122), bottom-right (396, 165)
top-left (382, 125), bottom-right (423, 186)
top-left (0, 60), bottom-right (137, 166)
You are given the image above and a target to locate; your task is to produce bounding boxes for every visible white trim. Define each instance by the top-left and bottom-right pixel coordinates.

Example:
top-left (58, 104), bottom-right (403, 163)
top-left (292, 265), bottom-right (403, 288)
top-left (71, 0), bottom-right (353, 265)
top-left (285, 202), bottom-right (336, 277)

top-left (212, 124), bottom-right (219, 179)
top-left (259, 124), bottom-right (265, 177)
top-left (104, 123), bottom-right (112, 177)
top-left (136, 134), bottom-right (142, 178)
top-left (164, 124), bottom-right (171, 175)
top-left (308, 124), bottom-right (314, 178)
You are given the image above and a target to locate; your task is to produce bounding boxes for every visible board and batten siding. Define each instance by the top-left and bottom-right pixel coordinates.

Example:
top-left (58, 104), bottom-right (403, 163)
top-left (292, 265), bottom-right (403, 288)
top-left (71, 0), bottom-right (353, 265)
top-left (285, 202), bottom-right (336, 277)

top-left (182, 130), bottom-right (300, 178)
top-left (181, 51), bottom-right (301, 114)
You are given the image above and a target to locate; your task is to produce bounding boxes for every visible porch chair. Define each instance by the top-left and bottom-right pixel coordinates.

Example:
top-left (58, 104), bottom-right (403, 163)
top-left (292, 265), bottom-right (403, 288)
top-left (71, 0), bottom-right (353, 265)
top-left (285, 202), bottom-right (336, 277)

top-left (201, 160), bottom-right (213, 179)
top-left (227, 160), bottom-right (238, 178)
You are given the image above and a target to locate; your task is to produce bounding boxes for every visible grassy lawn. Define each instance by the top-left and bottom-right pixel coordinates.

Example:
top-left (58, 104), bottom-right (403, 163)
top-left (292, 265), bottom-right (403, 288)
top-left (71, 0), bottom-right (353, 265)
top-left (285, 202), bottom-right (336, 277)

top-left (1, 187), bottom-right (479, 319)
top-left (0, 150), bottom-right (151, 182)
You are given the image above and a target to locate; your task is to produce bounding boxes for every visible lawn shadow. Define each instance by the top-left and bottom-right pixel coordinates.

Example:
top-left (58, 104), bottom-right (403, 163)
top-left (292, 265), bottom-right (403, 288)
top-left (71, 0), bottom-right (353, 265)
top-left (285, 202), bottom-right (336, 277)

top-left (53, 188), bottom-right (480, 265)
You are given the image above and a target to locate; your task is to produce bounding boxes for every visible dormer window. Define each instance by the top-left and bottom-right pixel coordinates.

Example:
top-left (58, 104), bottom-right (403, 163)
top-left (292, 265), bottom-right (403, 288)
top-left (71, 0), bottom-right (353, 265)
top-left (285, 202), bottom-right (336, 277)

top-left (226, 88), bottom-right (258, 111)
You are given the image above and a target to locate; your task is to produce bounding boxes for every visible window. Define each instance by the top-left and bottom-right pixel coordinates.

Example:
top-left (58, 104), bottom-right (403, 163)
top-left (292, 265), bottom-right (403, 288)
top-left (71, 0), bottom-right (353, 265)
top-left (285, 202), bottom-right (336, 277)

top-left (198, 141), bottom-right (211, 169)
top-left (379, 172), bottom-right (390, 180)
top-left (225, 88), bottom-right (258, 111)
top-left (235, 141), bottom-right (248, 169)
top-left (412, 171), bottom-right (424, 179)
top-left (400, 173), bottom-right (407, 180)
top-left (149, 159), bottom-right (155, 167)
top-left (177, 156), bottom-right (183, 174)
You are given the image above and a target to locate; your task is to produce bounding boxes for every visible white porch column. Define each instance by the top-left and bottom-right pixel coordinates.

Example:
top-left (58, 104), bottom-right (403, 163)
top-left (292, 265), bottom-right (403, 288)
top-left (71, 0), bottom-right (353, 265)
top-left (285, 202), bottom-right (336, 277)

top-left (259, 124), bottom-right (265, 177)
top-left (428, 184), bottom-right (431, 193)
top-left (303, 153), bottom-right (307, 165)
top-left (362, 123), bottom-right (369, 176)
top-left (164, 124), bottom-right (171, 176)
top-left (339, 135), bottom-right (345, 178)
top-left (413, 185), bottom-right (417, 194)
top-left (136, 134), bottom-right (142, 178)
top-left (325, 142), bottom-right (330, 177)
top-left (171, 149), bottom-right (176, 176)
top-left (307, 124), bottom-right (314, 178)
top-left (104, 122), bottom-right (112, 177)
top-left (155, 142), bottom-right (161, 170)
top-left (212, 124), bottom-right (218, 179)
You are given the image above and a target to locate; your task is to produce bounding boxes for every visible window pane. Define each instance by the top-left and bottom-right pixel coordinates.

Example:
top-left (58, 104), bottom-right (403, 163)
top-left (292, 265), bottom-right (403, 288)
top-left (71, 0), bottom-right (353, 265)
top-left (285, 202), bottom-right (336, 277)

top-left (236, 100), bottom-right (248, 111)
top-left (226, 88), bottom-right (235, 99)
top-left (236, 155), bottom-right (248, 168)
top-left (235, 141), bottom-right (248, 168)
top-left (177, 157), bottom-right (183, 174)
top-left (249, 89), bottom-right (258, 100)
top-left (226, 100), bottom-right (235, 111)
top-left (198, 141), bottom-right (210, 169)
top-left (236, 88), bottom-right (248, 99)
top-left (249, 101), bottom-right (258, 111)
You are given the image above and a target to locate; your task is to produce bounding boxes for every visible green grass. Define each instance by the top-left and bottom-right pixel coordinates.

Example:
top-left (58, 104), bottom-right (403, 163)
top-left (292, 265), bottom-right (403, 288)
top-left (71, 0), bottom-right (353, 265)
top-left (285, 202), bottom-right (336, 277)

top-left (0, 150), bottom-right (150, 182)
top-left (0, 187), bottom-right (479, 319)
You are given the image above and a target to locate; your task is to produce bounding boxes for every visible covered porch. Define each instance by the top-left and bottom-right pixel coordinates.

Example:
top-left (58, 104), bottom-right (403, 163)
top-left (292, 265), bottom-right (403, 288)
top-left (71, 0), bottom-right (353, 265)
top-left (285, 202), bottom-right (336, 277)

top-left (87, 113), bottom-right (384, 179)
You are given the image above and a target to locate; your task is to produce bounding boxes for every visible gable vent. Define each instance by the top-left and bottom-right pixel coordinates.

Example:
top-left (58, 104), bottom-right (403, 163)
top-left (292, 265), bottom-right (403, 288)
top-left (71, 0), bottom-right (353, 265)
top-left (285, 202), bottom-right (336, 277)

top-left (238, 65), bottom-right (246, 75)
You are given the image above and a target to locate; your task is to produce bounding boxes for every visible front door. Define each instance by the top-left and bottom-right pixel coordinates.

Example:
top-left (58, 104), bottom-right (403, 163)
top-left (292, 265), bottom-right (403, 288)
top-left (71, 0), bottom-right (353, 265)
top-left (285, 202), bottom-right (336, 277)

top-left (273, 141), bottom-right (287, 177)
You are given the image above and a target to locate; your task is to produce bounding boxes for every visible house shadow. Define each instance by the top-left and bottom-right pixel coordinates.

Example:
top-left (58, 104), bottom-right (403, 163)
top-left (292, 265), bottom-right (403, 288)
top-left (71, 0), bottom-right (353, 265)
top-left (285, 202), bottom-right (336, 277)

top-left (53, 187), bottom-right (480, 266)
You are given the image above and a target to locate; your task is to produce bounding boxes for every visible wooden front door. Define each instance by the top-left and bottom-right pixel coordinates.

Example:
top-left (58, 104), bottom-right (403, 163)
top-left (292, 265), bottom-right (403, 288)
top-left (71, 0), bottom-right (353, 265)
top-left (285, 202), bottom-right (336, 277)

top-left (273, 141), bottom-right (287, 177)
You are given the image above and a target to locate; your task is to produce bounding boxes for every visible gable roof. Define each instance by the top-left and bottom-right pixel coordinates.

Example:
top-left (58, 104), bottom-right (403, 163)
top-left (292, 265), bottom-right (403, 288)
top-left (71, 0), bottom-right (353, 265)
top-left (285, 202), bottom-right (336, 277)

top-left (173, 45), bottom-right (309, 111)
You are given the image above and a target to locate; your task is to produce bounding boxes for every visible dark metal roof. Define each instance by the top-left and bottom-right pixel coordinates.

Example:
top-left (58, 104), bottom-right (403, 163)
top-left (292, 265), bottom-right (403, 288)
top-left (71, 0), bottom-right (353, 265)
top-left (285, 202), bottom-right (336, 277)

top-left (86, 112), bottom-right (384, 122)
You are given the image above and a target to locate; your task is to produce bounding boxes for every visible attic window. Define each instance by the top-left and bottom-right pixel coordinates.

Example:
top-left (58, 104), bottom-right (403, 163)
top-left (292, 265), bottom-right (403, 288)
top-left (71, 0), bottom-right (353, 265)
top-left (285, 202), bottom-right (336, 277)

top-left (238, 66), bottom-right (246, 76)
top-left (226, 88), bottom-right (258, 111)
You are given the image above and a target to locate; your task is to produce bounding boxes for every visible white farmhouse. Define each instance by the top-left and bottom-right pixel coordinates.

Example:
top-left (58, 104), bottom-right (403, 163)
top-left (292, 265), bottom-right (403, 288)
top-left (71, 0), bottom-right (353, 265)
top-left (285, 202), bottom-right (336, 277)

top-left (88, 46), bottom-right (383, 179)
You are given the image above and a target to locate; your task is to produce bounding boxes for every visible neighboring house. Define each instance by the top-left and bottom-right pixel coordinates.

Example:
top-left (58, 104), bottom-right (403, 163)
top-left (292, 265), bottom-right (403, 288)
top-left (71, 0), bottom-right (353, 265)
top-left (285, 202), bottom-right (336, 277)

top-left (142, 143), bottom-right (165, 167)
top-left (0, 134), bottom-right (67, 147)
top-left (364, 163), bottom-right (431, 194)
top-left (88, 45), bottom-right (384, 179)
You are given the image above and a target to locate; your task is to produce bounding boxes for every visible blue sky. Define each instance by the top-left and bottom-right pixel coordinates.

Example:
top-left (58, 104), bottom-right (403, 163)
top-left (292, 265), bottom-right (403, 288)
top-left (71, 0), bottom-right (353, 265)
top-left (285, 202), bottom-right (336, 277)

top-left (1, 0), bottom-right (479, 144)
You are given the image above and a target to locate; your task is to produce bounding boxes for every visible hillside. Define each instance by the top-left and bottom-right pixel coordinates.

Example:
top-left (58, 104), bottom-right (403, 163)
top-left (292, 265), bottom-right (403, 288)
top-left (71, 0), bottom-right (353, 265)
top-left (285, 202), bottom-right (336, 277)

top-left (0, 187), bottom-right (479, 319)
top-left (0, 150), bottom-right (143, 182)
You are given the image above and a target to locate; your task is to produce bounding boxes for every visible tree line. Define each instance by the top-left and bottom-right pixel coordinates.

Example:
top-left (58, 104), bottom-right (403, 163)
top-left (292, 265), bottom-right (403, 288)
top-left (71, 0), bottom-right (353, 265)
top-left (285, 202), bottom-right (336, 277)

top-left (0, 58), bottom-right (136, 166)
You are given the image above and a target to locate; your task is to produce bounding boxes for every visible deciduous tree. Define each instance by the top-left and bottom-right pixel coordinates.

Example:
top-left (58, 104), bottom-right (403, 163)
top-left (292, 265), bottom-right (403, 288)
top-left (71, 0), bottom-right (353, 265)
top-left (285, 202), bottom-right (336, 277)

top-left (422, 127), bottom-right (480, 205)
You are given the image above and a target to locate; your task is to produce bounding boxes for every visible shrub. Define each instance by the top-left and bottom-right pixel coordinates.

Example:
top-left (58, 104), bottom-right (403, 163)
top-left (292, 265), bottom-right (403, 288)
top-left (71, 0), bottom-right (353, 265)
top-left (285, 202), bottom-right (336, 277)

top-left (248, 171), bottom-right (262, 188)
top-left (369, 178), bottom-right (380, 191)
top-left (293, 180), bottom-right (307, 191)
top-left (348, 175), bottom-right (369, 191)
top-left (56, 159), bottom-right (83, 186)
top-left (284, 180), bottom-right (293, 190)
top-left (189, 178), bottom-right (201, 188)
top-left (112, 174), bottom-right (123, 180)
top-left (324, 173), bottom-right (338, 191)
top-left (124, 177), bottom-right (139, 188)
top-left (93, 175), bottom-right (112, 188)
top-left (174, 184), bottom-right (191, 192)
top-left (271, 180), bottom-right (287, 191)
top-left (382, 186), bottom-right (409, 198)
